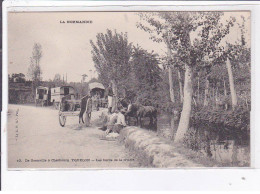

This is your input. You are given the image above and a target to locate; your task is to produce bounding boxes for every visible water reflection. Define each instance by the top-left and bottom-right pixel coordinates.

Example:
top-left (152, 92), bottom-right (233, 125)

top-left (157, 113), bottom-right (250, 167)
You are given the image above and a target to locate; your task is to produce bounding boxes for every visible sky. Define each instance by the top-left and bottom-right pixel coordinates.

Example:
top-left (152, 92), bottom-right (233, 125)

top-left (8, 11), bottom-right (250, 82)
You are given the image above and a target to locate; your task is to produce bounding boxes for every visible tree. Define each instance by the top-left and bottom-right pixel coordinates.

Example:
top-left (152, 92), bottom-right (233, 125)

top-left (138, 12), bottom-right (235, 143)
top-left (90, 29), bottom-right (132, 111)
top-left (225, 15), bottom-right (250, 109)
top-left (53, 74), bottom-right (63, 87)
top-left (90, 29), bottom-right (132, 87)
top-left (129, 46), bottom-right (162, 105)
top-left (165, 35), bottom-right (175, 103)
top-left (226, 57), bottom-right (237, 108)
top-left (28, 43), bottom-right (42, 94)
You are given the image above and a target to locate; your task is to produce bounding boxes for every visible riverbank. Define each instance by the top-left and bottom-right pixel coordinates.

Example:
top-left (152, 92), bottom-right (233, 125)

top-left (118, 126), bottom-right (250, 168)
top-left (91, 109), bottom-right (249, 168)
top-left (119, 126), bottom-right (202, 168)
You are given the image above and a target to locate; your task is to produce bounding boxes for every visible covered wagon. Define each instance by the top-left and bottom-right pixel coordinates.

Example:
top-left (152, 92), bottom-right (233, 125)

top-left (89, 82), bottom-right (107, 109)
top-left (35, 86), bottom-right (50, 106)
top-left (51, 86), bottom-right (76, 109)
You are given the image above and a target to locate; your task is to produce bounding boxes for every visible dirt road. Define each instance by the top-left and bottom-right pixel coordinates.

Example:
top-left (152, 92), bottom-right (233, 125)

top-left (7, 104), bottom-right (139, 168)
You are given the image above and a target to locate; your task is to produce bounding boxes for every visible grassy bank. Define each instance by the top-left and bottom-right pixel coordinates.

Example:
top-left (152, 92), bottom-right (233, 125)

top-left (119, 127), bottom-right (202, 168)
top-left (118, 126), bottom-right (250, 168)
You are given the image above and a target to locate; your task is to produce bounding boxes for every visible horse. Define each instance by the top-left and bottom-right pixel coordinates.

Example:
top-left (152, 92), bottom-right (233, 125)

top-left (126, 103), bottom-right (157, 129)
top-left (79, 95), bottom-right (91, 124)
top-left (117, 97), bottom-right (129, 109)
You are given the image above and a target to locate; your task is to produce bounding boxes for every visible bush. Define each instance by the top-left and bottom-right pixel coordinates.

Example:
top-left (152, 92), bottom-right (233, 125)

top-left (191, 106), bottom-right (250, 132)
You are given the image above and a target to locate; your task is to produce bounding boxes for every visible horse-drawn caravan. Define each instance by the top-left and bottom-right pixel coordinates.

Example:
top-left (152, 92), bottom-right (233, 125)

top-left (89, 82), bottom-right (107, 109)
top-left (58, 82), bottom-right (106, 127)
top-left (35, 86), bottom-right (50, 106)
top-left (56, 81), bottom-right (158, 130)
top-left (51, 86), bottom-right (76, 109)
top-left (58, 91), bottom-right (82, 127)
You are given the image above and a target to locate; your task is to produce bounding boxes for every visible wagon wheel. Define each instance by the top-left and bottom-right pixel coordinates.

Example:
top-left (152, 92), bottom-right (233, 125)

top-left (59, 112), bottom-right (66, 127)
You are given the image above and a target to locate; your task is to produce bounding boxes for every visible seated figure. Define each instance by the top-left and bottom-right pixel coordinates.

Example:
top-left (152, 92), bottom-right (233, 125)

top-left (104, 109), bottom-right (127, 135)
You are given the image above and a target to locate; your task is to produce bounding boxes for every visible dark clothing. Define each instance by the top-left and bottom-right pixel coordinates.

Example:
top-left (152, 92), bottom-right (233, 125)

top-left (79, 96), bottom-right (88, 116)
top-left (107, 124), bottom-right (124, 134)
top-left (112, 124), bottom-right (124, 133)
top-left (107, 87), bottom-right (114, 97)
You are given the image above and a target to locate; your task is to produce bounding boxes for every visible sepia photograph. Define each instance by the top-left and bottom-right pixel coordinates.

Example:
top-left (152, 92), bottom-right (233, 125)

top-left (7, 11), bottom-right (251, 169)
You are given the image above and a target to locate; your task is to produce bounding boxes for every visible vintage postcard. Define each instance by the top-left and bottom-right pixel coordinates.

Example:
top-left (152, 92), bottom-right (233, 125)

top-left (6, 10), bottom-right (251, 169)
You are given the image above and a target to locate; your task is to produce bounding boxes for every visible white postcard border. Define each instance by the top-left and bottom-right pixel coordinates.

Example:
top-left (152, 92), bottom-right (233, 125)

top-left (2, 0), bottom-right (260, 190)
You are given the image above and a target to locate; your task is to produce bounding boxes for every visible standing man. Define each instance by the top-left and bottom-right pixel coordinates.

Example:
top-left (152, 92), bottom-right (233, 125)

top-left (107, 82), bottom-right (114, 114)
top-left (85, 93), bottom-right (92, 127)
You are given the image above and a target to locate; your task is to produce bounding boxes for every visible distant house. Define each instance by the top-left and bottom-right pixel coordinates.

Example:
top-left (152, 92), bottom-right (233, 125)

top-left (8, 73), bottom-right (33, 104)
top-left (9, 73), bottom-right (26, 83)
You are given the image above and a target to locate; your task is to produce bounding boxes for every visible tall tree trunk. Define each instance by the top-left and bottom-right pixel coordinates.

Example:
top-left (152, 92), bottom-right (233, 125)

top-left (212, 87), bottom-right (215, 102)
top-left (226, 58), bottom-right (238, 109)
top-left (111, 79), bottom-right (118, 112)
top-left (215, 87), bottom-right (219, 108)
top-left (197, 72), bottom-right (200, 103)
top-left (178, 69), bottom-right (183, 103)
top-left (165, 38), bottom-right (175, 103)
top-left (168, 66), bottom-right (175, 103)
top-left (223, 78), bottom-right (227, 96)
top-left (175, 64), bottom-right (193, 143)
top-left (231, 141), bottom-right (239, 166)
top-left (170, 116), bottom-right (175, 140)
top-left (204, 77), bottom-right (209, 106)
top-left (223, 79), bottom-right (228, 110)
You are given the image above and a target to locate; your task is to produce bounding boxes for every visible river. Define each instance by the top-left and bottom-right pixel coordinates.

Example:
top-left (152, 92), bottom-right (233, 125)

top-left (136, 113), bottom-right (250, 167)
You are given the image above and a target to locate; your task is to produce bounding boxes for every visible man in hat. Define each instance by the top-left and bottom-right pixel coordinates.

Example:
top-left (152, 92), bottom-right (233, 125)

top-left (106, 82), bottom-right (114, 114)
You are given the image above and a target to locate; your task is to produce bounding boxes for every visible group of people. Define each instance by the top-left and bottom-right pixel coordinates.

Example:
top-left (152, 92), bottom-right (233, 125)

top-left (81, 81), bottom-right (128, 137)
top-left (103, 109), bottom-right (127, 135)
top-left (100, 82), bottom-right (128, 136)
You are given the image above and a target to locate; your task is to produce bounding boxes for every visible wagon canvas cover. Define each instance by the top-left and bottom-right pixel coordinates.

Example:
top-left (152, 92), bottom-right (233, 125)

top-left (89, 82), bottom-right (105, 91)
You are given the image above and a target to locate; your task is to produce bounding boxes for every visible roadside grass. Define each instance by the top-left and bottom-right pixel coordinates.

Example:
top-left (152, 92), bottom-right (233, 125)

top-left (118, 130), bottom-right (156, 168)
top-left (119, 126), bottom-right (250, 168)
top-left (118, 127), bottom-right (202, 168)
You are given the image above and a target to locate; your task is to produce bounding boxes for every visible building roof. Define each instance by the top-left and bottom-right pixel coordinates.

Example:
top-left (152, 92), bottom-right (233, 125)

top-left (36, 86), bottom-right (49, 90)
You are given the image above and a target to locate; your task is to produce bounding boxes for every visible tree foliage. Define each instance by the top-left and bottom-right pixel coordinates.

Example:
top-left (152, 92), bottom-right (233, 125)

top-left (27, 43), bottom-right (43, 93)
top-left (138, 12), bottom-right (235, 69)
top-left (53, 74), bottom-right (63, 87)
top-left (90, 29), bottom-right (132, 87)
top-left (126, 46), bottom-right (162, 105)
top-left (138, 12), bottom-right (239, 142)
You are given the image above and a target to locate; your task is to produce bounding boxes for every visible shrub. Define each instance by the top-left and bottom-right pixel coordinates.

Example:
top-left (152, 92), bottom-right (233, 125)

top-left (191, 106), bottom-right (250, 132)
